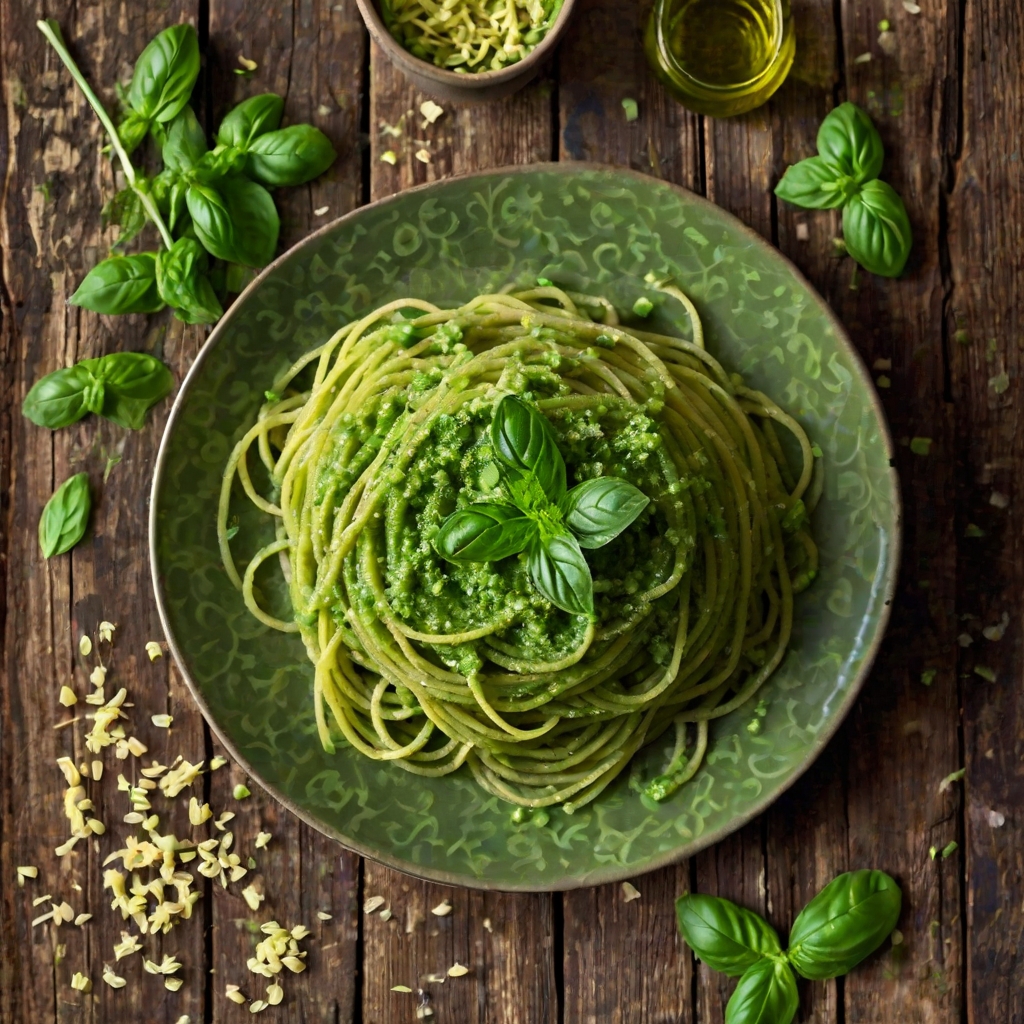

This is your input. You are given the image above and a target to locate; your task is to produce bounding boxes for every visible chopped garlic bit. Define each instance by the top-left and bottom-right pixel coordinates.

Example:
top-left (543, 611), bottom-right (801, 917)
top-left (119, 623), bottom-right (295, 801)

top-left (59, 686), bottom-right (78, 707)
top-left (255, 831), bottom-right (272, 849)
top-left (448, 962), bottom-right (469, 977)
top-left (146, 641), bottom-right (163, 661)
top-left (316, 910), bottom-right (332, 921)
top-left (621, 881), bottom-right (641, 903)
top-left (414, 148), bottom-right (432, 164)
top-left (79, 635), bottom-right (93, 656)
top-left (70, 971), bottom-right (91, 992)
top-left (152, 714), bottom-right (173, 729)
top-left (242, 885), bottom-right (265, 911)
top-left (431, 899), bottom-right (452, 917)
top-left (266, 982), bottom-right (284, 1006)
top-left (420, 99), bottom-right (444, 124)
top-left (102, 966), bottom-right (127, 988)
top-left (363, 895), bottom-right (386, 914)
top-left (226, 984), bottom-right (247, 1004)
top-left (165, 976), bottom-right (184, 992)
top-left (90, 665), bottom-right (107, 687)
top-left (381, 150), bottom-right (398, 165)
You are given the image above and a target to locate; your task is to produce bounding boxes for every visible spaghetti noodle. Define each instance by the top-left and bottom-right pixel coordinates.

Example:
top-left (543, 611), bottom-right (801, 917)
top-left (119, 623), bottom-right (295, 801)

top-left (219, 284), bottom-right (818, 812)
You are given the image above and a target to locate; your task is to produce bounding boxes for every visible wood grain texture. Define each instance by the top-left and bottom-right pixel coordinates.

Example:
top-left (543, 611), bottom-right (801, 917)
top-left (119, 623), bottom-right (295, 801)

top-left (0, 5), bottom-right (204, 1024)
top-left (362, 40), bottom-right (559, 1024)
top-left (834, 1), bottom-right (964, 1020)
top-left (204, 0), bottom-right (365, 1018)
top-left (947, 0), bottom-right (1024, 1018)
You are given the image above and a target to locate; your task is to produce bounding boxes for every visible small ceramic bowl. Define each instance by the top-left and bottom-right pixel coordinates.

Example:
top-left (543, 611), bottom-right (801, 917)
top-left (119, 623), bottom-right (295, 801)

top-left (355, 0), bottom-right (577, 103)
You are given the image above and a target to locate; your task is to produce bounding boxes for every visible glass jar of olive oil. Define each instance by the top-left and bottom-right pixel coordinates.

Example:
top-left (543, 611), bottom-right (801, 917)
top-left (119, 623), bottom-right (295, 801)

top-left (645, 0), bottom-right (795, 118)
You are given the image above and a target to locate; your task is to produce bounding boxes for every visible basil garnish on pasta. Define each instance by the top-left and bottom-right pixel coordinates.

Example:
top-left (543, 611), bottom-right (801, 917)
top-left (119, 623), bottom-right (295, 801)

top-left (219, 284), bottom-right (819, 811)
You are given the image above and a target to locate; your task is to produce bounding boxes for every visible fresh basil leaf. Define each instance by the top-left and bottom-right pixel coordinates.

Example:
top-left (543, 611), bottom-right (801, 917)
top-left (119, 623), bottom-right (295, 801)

top-left (528, 532), bottom-right (593, 616)
top-left (96, 352), bottom-right (175, 430)
top-left (186, 176), bottom-right (279, 267)
top-left (216, 93), bottom-right (285, 150)
top-left (127, 23), bottom-right (200, 125)
top-left (23, 365), bottom-right (98, 429)
top-left (156, 237), bottom-right (223, 325)
top-left (816, 102), bottom-right (884, 184)
top-left (725, 960), bottom-right (799, 1024)
top-left (192, 144), bottom-right (247, 184)
top-left (162, 105), bottom-right (207, 172)
top-left (39, 472), bottom-right (91, 558)
top-left (842, 180), bottom-right (912, 278)
top-left (116, 110), bottom-right (151, 156)
top-left (787, 870), bottom-right (902, 980)
top-left (675, 894), bottom-right (782, 977)
top-left (246, 124), bottom-right (337, 187)
top-left (774, 156), bottom-right (850, 211)
top-left (490, 395), bottom-right (566, 504)
top-left (69, 254), bottom-right (165, 315)
top-left (101, 186), bottom-right (148, 251)
top-left (434, 503), bottom-right (536, 563)
top-left (561, 477), bottom-right (650, 549)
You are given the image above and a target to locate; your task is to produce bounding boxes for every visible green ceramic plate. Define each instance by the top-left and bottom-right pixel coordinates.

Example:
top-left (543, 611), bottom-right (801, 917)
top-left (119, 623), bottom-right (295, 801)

top-left (151, 164), bottom-right (900, 891)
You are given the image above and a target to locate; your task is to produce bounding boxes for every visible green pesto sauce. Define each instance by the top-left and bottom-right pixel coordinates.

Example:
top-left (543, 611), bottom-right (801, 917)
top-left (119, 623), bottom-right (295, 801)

top-left (323, 363), bottom-right (696, 668)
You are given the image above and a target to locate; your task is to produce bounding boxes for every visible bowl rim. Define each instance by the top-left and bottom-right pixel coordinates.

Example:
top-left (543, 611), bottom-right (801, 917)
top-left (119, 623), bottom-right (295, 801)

top-left (150, 162), bottom-right (902, 892)
top-left (354, 0), bottom-right (577, 88)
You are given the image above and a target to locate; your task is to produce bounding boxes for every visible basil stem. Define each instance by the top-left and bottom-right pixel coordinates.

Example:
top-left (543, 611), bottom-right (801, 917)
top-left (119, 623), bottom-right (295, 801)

top-left (36, 19), bottom-right (174, 250)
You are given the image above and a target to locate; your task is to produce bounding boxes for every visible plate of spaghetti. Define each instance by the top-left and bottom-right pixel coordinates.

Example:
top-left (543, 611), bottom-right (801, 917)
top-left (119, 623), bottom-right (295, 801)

top-left (151, 164), bottom-right (899, 889)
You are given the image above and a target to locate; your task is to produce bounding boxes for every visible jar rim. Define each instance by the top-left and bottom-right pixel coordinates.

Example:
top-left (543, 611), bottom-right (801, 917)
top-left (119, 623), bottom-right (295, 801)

top-left (653, 0), bottom-right (786, 94)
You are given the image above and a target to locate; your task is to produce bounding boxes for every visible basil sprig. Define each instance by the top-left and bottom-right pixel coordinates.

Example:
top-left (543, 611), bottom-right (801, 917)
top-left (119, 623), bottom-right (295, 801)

top-left (37, 21), bottom-right (336, 325)
top-left (23, 352), bottom-right (174, 431)
top-left (434, 396), bottom-right (649, 617)
top-left (775, 103), bottom-right (911, 278)
top-left (677, 870), bottom-right (902, 1024)
top-left (39, 472), bottom-right (91, 558)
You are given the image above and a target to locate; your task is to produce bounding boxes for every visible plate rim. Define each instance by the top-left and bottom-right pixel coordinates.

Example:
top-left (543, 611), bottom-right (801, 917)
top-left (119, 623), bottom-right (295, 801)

top-left (149, 162), bottom-right (902, 892)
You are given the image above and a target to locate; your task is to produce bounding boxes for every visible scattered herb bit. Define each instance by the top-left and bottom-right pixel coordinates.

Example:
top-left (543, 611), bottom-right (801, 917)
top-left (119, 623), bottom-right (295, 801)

top-left (536, 276), bottom-right (553, 287)
top-left (989, 371), bottom-right (1010, 394)
top-left (941, 841), bottom-right (958, 859)
top-left (39, 473), bottom-right (91, 559)
top-left (938, 768), bottom-right (965, 792)
top-left (965, 523), bottom-right (985, 538)
top-left (877, 375), bottom-right (891, 388)
top-left (632, 296), bottom-right (654, 317)
top-left (920, 668), bottom-right (937, 686)
top-left (973, 665), bottom-right (997, 682)
top-left (621, 97), bottom-right (639, 122)
top-left (909, 437), bottom-right (932, 456)
top-left (811, 443), bottom-right (823, 458)
top-left (878, 18), bottom-right (891, 30)
top-left (233, 783), bottom-right (251, 800)
top-left (775, 103), bottom-right (911, 277)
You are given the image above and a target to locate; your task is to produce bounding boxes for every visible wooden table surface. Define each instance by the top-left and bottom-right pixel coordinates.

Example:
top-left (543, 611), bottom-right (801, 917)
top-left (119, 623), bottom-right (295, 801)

top-left (2, 0), bottom-right (1021, 1021)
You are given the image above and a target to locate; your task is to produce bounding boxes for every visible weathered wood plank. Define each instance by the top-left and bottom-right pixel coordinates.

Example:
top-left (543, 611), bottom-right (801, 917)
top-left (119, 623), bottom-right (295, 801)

top-left (563, 866), bottom-right (693, 1024)
top-left (947, 0), bottom-right (1024, 1019)
top-left (0, 5), bottom-right (204, 1024)
top-left (205, 0), bottom-right (365, 1019)
top-left (364, 43), bottom-right (558, 1024)
top-left (764, 6), bottom-right (847, 1023)
top-left (834, 1), bottom-right (963, 1019)
top-left (555, 3), bottom-right (699, 1021)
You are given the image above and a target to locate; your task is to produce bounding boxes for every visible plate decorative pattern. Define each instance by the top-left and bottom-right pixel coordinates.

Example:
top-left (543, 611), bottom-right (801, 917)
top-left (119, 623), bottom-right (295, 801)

top-left (151, 165), bottom-right (900, 891)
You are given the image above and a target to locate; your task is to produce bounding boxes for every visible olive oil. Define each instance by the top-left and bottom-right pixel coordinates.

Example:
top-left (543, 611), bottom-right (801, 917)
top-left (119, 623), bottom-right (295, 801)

top-left (645, 0), bottom-right (794, 118)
